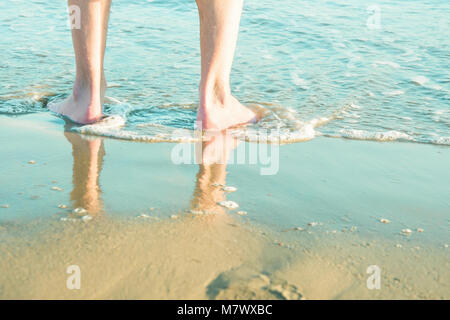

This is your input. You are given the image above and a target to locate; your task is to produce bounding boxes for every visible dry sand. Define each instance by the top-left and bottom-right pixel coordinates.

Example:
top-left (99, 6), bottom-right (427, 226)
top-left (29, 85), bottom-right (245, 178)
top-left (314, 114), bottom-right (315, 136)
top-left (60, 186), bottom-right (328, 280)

top-left (1, 214), bottom-right (448, 299)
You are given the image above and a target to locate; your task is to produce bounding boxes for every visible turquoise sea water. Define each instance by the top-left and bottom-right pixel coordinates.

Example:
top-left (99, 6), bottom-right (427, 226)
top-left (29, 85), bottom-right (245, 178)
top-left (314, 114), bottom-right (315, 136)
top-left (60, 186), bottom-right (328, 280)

top-left (0, 0), bottom-right (449, 144)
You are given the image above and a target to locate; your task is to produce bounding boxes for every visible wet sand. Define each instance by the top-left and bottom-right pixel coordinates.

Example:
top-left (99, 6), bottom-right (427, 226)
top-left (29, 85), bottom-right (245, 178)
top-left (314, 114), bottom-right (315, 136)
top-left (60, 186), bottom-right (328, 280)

top-left (0, 113), bottom-right (449, 299)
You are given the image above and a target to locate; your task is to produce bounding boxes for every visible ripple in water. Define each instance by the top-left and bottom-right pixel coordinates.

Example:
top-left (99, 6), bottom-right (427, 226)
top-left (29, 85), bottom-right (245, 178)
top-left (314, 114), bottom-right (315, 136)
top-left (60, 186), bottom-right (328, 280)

top-left (0, 0), bottom-right (449, 145)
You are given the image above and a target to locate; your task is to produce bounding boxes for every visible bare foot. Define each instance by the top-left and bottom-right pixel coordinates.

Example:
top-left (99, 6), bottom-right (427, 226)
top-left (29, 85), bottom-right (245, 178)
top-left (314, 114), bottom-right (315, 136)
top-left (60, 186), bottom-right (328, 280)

top-left (197, 94), bottom-right (256, 131)
top-left (49, 78), bottom-right (106, 125)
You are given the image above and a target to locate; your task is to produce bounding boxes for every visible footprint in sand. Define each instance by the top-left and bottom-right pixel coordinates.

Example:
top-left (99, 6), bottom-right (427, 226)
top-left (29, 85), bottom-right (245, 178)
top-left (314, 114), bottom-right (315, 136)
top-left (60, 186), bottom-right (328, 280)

top-left (206, 266), bottom-right (303, 300)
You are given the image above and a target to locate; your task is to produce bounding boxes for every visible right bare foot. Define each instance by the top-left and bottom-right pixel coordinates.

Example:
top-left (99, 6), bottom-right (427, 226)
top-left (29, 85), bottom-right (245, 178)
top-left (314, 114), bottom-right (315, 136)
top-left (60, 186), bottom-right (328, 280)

top-left (197, 93), bottom-right (256, 131)
top-left (49, 78), bottom-right (106, 125)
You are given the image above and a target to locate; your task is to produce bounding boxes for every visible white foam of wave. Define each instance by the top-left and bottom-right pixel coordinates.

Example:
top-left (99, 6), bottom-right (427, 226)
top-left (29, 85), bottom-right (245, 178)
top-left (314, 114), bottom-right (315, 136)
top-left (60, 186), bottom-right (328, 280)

top-left (430, 84), bottom-right (442, 91)
top-left (291, 72), bottom-right (309, 90)
top-left (68, 112), bottom-right (448, 147)
top-left (432, 136), bottom-right (450, 146)
top-left (374, 61), bottom-right (400, 69)
top-left (383, 90), bottom-right (404, 96)
top-left (71, 121), bottom-right (319, 144)
top-left (349, 103), bottom-right (361, 109)
top-left (337, 129), bottom-right (411, 142)
top-left (72, 115), bottom-right (199, 142)
top-left (74, 127), bottom-right (199, 143)
top-left (69, 103), bottom-right (444, 146)
top-left (237, 103), bottom-right (361, 144)
top-left (86, 129), bottom-right (198, 143)
top-left (69, 107), bottom-right (331, 144)
top-left (106, 83), bottom-right (122, 88)
top-left (431, 109), bottom-right (450, 125)
top-left (232, 121), bottom-right (318, 144)
top-left (410, 76), bottom-right (444, 91)
top-left (74, 115), bottom-right (126, 132)
top-left (244, 128), bottom-right (314, 144)
top-left (411, 75), bottom-right (429, 86)
top-left (104, 96), bottom-right (123, 104)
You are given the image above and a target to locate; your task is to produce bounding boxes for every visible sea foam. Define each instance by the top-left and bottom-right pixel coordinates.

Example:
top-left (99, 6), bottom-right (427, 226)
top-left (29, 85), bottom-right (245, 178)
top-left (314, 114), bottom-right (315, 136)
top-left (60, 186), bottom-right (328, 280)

top-left (412, 75), bottom-right (429, 86)
top-left (337, 129), bottom-right (411, 142)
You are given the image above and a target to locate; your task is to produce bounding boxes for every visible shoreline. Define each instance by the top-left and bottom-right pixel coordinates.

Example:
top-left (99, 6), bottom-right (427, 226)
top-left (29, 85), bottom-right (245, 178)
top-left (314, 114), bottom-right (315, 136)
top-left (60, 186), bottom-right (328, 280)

top-left (0, 113), bottom-right (449, 299)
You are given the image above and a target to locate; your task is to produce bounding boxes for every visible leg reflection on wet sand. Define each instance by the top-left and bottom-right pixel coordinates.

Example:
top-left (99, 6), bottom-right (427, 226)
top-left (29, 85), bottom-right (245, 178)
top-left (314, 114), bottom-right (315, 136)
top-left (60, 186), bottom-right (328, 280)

top-left (1, 125), bottom-right (307, 299)
top-left (191, 130), bottom-right (239, 215)
top-left (64, 131), bottom-right (105, 215)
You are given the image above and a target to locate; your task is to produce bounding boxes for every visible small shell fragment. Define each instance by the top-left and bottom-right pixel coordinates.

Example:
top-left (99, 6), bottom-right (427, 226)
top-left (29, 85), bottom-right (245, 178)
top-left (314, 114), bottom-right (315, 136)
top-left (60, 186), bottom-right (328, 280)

top-left (380, 218), bottom-right (391, 224)
top-left (401, 228), bottom-right (412, 235)
top-left (395, 244), bottom-right (402, 248)
top-left (222, 186), bottom-right (237, 193)
top-left (58, 204), bottom-right (67, 209)
top-left (60, 217), bottom-right (79, 222)
top-left (236, 211), bottom-right (247, 216)
top-left (308, 222), bottom-right (318, 227)
top-left (1, 204), bottom-right (9, 208)
top-left (293, 227), bottom-right (304, 231)
top-left (73, 207), bottom-right (87, 215)
top-left (138, 214), bottom-right (150, 218)
top-left (81, 215), bottom-right (92, 222)
top-left (170, 215), bottom-right (179, 219)
top-left (28, 160), bottom-right (36, 164)
top-left (51, 186), bottom-right (63, 191)
top-left (217, 201), bottom-right (239, 210)
top-left (417, 228), bottom-right (424, 233)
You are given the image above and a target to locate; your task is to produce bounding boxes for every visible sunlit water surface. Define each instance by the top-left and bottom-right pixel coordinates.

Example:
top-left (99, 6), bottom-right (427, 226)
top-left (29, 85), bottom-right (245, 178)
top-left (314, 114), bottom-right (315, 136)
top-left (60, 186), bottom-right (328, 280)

top-left (0, 0), bottom-right (449, 144)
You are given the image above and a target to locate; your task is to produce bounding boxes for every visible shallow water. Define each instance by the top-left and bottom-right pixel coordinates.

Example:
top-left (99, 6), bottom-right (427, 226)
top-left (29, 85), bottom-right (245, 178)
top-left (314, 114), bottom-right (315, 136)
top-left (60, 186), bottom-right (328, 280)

top-left (1, 113), bottom-right (449, 299)
top-left (0, 0), bottom-right (449, 144)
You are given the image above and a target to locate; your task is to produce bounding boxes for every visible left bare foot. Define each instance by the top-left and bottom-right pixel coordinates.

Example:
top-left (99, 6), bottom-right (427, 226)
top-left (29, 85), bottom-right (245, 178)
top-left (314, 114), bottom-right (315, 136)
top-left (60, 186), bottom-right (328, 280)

top-left (49, 77), bottom-right (106, 125)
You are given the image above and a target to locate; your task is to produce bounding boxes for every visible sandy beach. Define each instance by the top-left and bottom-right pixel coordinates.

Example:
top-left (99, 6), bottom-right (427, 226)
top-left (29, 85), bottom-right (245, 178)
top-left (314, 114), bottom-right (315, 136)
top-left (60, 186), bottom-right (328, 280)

top-left (0, 113), bottom-right (448, 299)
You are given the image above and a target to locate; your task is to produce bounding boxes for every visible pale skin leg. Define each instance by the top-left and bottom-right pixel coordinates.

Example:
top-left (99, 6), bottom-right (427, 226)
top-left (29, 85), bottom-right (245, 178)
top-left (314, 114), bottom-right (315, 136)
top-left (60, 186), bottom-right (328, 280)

top-left (196, 0), bottom-right (256, 130)
top-left (51, 0), bottom-right (254, 128)
top-left (49, 0), bottom-right (111, 124)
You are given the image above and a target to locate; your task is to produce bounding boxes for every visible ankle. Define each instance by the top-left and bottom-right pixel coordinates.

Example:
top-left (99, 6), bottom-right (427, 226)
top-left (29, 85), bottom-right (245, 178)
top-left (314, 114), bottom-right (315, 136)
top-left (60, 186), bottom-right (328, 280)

top-left (200, 78), bottom-right (231, 107)
top-left (71, 81), bottom-right (103, 122)
top-left (72, 79), bottom-right (101, 103)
